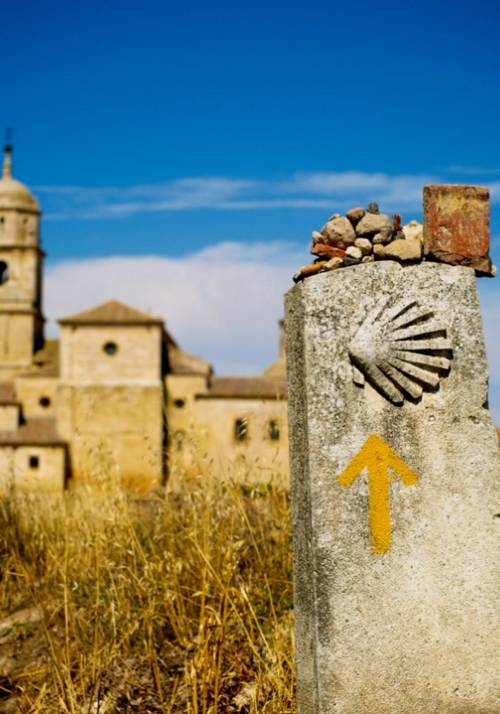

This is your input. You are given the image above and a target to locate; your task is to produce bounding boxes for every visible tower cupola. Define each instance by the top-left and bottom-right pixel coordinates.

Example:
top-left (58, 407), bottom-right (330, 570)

top-left (0, 138), bottom-right (45, 372)
top-left (0, 143), bottom-right (39, 213)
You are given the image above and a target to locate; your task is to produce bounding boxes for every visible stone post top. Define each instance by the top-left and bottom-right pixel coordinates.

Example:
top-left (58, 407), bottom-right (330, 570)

top-left (285, 257), bottom-right (473, 297)
top-left (285, 259), bottom-right (490, 408)
top-left (291, 183), bottom-right (494, 283)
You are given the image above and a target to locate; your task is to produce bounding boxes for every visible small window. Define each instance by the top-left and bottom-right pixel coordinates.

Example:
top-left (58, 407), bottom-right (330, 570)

top-left (174, 398), bottom-right (186, 408)
top-left (0, 261), bottom-right (9, 285)
top-left (268, 419), bottom-right (280, 441)
top-left (39, 396), bottom-right (51, 408)
top-left (234, 418), bottom-right (248, 442)
top-left (103, 341), bottom-right (118, 356)
top-left (29, 455), bottom-right (39, 469)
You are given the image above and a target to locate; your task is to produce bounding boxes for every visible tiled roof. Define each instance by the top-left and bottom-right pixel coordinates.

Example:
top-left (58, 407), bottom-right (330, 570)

top-left (169, 346), bottom-right (212, 377)
top-left (261, 356), bottom-right (286, 380)
top-left (0, 382), bottom-right (16, 404)
top-left (59, 300), bottom-right (164, 326)
top-left (0, 417), bottom-right (66, 446)
top-left (197, 377), bottom-right (287, 400)
top-left (18, 339), bottom-right (60, 378)
top-left (20, 365), bottom-right (59, 379)
top-left (33, 339), bottom-right (59, 366)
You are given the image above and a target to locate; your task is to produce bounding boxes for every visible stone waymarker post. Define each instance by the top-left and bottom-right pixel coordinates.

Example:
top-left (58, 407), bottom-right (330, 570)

top-left (285, 189), bottom-right (500, 713)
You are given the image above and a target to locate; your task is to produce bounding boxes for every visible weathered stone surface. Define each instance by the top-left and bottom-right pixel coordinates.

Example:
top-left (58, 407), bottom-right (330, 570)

top-left (423, 184), bottom-right (491, 273)
top-left (380, 236), bottom-right (422, 262)
top-left (373, 243), bottom-right (384, 256)
top-left (285, 261), bottom-right (500, 714)
top-left (356, 212), bottom-right (391, 237)
top-left (346, 206), bottom-right (365, 224)
top-left (311, 230), bottom-right (324, 244)
top-left (354, 237), bottom-right (372, 255)
top-left (310, 242), bottom-right (345, 260)
top-left (321, 216), bottom-right (356, 247)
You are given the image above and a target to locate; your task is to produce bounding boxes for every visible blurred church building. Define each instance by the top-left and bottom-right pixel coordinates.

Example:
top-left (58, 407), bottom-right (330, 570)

top-left (0, 145), bottom-right (288, 491)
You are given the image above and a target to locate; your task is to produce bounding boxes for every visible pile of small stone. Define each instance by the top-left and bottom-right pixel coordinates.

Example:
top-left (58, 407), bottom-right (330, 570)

top-left (293, 203), bottom-right (424, 283)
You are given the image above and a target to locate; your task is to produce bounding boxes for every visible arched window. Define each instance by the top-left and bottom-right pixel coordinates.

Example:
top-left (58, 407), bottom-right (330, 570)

top-left (234, 418), bottom-right (248, 442)
top-left (0, 261), bottom-right (9, 285)
top-left (268, 419), bottom-right (280, 441)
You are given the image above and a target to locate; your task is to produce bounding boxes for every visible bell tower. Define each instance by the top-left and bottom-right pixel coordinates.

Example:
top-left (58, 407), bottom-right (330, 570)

top-left (0, 141), bottom-right (44, 374)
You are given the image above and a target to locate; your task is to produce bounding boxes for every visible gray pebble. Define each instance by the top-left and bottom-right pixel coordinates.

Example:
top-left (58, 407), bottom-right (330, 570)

top-left (343, 256), bottom-right (361, 266)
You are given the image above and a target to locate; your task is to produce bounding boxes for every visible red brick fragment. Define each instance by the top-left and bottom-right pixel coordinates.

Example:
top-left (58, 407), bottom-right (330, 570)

top-left (423, 184), bottom-right (491, 274)
top-left (310, 242), bottom-right (346, 260)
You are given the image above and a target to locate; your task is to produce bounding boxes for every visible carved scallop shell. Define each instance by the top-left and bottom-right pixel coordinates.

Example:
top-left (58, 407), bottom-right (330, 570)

top-left (349, 296), bottom-right (452, 405)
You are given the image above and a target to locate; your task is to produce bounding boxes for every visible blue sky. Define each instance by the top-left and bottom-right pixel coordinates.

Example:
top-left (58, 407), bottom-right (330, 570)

top-left (4, 0), bottom-right (500, 417)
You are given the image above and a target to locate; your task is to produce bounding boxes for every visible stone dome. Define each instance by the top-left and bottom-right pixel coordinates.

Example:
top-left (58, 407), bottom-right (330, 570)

top-left (0, 146), bottom-right (39, 212)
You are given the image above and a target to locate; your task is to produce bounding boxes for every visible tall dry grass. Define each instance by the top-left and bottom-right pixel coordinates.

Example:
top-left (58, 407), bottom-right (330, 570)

top-left (0, 469), bottom-right (295, 713)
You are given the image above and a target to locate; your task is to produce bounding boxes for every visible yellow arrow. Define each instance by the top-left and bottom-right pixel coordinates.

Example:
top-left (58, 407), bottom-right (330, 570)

top-left (337, 434), bottom-right (418, 554)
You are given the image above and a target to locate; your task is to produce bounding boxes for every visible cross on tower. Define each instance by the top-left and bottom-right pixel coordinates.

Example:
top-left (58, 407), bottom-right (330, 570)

top-left (4, 128), bottom-right (13, 151)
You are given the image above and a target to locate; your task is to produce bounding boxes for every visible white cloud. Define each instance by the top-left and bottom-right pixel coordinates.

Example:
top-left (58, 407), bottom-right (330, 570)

top-left (446, 165), bottom-right (500, 176)
top-left (36, 170), bottom-right (448, 220)
top-left (44, 241), bottom-right (305, 375)
top-left (274, 171), bottom-right (436, 207)
top-left (36, 177), bottom-right (260, 219)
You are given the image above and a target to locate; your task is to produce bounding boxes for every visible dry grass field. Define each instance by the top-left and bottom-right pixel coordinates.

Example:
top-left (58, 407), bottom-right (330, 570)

top-left (0, 468), bottom-right (295, 713)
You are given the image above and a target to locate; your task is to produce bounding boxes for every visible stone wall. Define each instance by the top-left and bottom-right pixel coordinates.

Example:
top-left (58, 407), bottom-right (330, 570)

top-left (0, 209), bottom-right (39, 248)
top-left (57, 384), bottom-right (164, 489)
top-left (168, 389), bottom-right (289, 481)
top-left (59, 324), bottom-right (162, 385)
top-left (15, 375), bottom-right (58, 418)
top-left (0, 403), bottom-right (20, 431)
top-left (0, 444), bottom-right (66, 492)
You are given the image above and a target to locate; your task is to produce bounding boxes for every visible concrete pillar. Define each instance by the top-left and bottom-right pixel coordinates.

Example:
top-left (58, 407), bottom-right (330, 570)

top-left (285, 260), bottom-right (500, 713)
